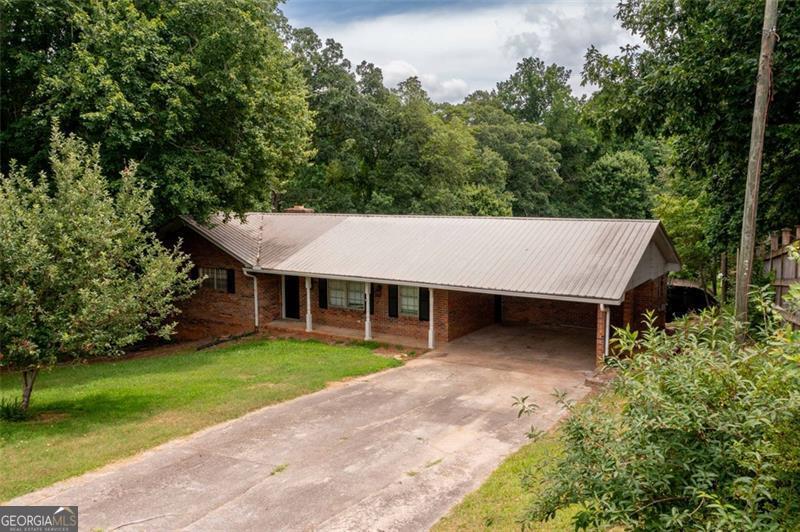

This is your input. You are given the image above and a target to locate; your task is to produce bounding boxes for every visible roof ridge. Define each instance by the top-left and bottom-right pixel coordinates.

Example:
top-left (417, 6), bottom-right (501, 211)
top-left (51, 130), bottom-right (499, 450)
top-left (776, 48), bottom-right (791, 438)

top-left (255, 213), bottom-right (264, 265)
top-left (235, 212), bottom-right (661, 223)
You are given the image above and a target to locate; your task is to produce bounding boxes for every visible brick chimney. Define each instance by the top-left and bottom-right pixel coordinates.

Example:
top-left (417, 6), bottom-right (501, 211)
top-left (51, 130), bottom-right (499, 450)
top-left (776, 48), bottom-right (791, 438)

top-left (283, 205), bottom-right (315, 213)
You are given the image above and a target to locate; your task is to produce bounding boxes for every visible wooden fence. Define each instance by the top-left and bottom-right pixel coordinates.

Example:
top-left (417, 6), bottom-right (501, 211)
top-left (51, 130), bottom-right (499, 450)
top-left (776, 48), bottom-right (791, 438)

top-left (762, 226), bottom-right (800, 309)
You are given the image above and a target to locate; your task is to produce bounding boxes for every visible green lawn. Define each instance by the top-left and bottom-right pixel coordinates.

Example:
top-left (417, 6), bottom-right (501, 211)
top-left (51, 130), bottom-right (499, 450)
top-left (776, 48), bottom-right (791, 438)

top-left (434, 431), bottom-right (577, 531)
top-left (0, 338), bottom-right (400, 501)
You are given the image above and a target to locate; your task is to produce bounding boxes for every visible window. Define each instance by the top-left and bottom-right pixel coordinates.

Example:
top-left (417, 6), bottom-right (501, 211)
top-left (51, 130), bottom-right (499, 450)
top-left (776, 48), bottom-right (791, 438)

top-left (199, 267), bottom-right (228, 292)
top-left (347, 282), bottom-right (365, 308)
top-left (399, 286), bottom-right (418, 316)
top-left (328, 280), bottom-right (347, 308)
top-left (328, 280), bottom-right (364, 310)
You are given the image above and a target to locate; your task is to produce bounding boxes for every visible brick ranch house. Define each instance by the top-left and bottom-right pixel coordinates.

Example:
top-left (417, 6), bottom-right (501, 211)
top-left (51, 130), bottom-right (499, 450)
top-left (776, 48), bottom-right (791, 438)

top-left (163, 211), bottom-right (680, 368)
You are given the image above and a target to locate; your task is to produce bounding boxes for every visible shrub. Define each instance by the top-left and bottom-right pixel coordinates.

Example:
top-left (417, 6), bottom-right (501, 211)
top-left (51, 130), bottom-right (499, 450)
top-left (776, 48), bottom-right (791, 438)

top-left (524, 301), bottom-right (800, 530)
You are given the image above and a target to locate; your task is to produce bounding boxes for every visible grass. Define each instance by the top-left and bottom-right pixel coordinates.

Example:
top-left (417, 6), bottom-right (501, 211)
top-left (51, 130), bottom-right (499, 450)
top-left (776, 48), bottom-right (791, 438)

top-left (0, 337), bottom-right (400, 501)
top-left (433, 431), bottom-right (577, 531)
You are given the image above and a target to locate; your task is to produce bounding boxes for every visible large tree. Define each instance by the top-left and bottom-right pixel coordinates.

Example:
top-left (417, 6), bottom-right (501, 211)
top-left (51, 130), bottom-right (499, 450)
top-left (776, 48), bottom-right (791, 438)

top-left (494, 57), bottom-right (601, 217)
top-left (451, 91), bottom-right (561, 216)
top-left (583, 0), bottom-right (800, 249)
top-left (0, 0), bottom-right (313, 223)
top-left (0, 128), bottom-right (197, 411)
top-left (283, 29), bottom-right (513, 216)
top-left (582, 150), bottom-right (653, 219)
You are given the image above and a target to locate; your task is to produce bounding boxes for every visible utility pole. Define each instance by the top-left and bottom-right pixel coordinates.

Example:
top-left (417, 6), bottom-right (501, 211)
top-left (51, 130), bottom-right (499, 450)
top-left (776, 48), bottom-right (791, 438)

top-left (734, 0), bottom-right (779, 328)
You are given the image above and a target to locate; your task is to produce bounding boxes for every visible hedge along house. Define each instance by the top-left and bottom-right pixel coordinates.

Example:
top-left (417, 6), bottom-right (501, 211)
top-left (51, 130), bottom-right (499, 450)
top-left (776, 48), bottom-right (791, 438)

top-left (166, 211), bottom-right (680, 368)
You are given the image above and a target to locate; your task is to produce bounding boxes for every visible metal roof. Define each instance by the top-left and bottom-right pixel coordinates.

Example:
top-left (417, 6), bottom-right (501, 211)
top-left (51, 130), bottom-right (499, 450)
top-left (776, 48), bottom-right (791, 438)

top-left (182, 213), bottom-right (680, 304)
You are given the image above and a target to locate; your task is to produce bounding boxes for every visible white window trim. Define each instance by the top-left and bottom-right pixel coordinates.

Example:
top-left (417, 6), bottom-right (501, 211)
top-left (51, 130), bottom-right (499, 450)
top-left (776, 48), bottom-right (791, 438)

top-left (399, 285), bottom-right (419, 317)
top-left (199, 267), bottom-right (227, 292)
top-left (328, 280), bottom-right (365, 310)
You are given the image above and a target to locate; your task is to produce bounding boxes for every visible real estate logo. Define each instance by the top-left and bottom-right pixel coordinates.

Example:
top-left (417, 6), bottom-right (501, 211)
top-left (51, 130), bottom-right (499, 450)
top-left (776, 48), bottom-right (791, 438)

top-left (0, 506), bottom-right (77, 532)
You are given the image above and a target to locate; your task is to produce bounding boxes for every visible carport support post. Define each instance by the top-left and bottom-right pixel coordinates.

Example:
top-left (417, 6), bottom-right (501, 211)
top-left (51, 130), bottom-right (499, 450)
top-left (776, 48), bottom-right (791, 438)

top-left (427, 289), bottom-right (435, 349)
top-left (364, 283), bottom-right (372, 340)
top-left (305, 277), bottom-right (313, 332)
top-left (596, 304), bottom-right (610, 368)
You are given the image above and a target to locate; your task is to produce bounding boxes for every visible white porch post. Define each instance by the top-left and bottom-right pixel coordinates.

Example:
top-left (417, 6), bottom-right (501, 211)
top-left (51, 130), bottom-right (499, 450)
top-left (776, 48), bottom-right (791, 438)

top-left (305, 277), bottom-right (313, 332)
top-left (364, 282), bottom-right (372, 340)
top-left (427, 288), bottom-right (435, 349)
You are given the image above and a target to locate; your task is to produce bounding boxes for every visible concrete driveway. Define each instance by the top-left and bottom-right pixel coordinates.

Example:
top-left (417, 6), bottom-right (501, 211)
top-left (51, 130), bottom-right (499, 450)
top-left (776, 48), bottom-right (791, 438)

top-left (12, 325), bottom-right (593, 531)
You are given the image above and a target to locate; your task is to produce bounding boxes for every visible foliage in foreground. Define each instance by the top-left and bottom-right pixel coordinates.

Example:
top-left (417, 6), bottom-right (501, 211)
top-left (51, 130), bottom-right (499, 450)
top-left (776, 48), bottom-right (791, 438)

top-left (434, 430), bottom-right (575, 531)
top-left (526, 303), bottom-right (800, 530)
top-left (0, 127), bottom-right (197, 410)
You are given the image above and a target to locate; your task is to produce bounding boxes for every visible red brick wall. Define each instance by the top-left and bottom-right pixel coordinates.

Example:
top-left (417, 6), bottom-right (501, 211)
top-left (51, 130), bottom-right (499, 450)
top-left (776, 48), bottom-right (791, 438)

top-left (613, 275), bottom-right (668, 331)
top-left (447, 290), bottom-right (495, 340)
top-left (632, 275), bottom-right (667, 328)
top-left (502, 296), bottom-right (596, 329)
top-left (170, 229), bottom-right (281, 340)
top-left (602, 275), bottom-right (668, 366)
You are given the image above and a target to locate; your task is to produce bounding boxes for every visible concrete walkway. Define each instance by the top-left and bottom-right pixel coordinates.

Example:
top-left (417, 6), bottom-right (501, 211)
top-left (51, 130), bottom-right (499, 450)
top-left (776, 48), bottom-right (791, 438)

top-left (12, 325), bottom-right (593, 531)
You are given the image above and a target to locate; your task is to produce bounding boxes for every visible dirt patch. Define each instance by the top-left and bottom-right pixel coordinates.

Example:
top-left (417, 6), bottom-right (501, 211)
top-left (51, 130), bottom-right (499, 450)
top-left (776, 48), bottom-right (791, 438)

top-left (33, 411), bottom-right (70, 423)
top-left (372, 346), bottom-right (417, 361)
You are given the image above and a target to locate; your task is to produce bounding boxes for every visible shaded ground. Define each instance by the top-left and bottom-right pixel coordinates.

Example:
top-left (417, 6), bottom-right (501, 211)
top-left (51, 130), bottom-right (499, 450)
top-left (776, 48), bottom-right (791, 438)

top-left (10, 325), bottom-right (592, 531)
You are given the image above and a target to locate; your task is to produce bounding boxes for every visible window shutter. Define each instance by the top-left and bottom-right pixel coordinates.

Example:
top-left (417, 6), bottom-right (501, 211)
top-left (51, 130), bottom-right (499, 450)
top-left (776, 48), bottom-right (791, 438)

top-left (226, 269), bottom-right (235, 293)
top-left (419, 287), bottom-right (430, 321)
top-left (388, 285), bottom-right (399, 318)
top-left (370, 286), bottom-right (375, 315)
top-left (319, 279), bottom-right (328, 309)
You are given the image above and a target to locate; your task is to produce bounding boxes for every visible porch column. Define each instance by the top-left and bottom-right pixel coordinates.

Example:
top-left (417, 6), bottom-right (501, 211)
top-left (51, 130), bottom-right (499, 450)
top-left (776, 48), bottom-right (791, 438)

top-left (364, 283), bottom-right (372, 340)
top-left (305, 277), bottom-right (313, 332)
top-left (428, 288), bottom-right (435, 349)
top-left (595, 304), bottom-right (610, 368)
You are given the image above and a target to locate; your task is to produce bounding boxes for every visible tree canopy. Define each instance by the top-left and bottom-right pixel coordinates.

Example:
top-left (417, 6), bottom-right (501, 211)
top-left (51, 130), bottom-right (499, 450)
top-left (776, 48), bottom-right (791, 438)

top-left (584, 0), bottom-right (800, 252)
top-left (281, 27), bottom-right (657, 222)
top-left (0, 0), bottom-right (313, 223)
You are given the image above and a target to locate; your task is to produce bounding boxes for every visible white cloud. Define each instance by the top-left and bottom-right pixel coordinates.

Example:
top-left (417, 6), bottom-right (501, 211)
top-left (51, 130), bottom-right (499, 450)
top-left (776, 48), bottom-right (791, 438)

top-left (292, 2), bottom-right (638, 103)
top-left (382, 60), bottom-right (470, 102)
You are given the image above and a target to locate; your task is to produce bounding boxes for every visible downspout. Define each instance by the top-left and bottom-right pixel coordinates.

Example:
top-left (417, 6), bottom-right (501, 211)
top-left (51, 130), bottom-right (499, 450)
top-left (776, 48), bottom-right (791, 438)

top-left (243, 269), bottom-right (259, 330)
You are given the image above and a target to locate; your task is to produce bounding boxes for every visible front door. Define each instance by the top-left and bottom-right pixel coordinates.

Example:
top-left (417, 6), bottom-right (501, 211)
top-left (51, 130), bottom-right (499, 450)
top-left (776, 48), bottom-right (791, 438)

top-left (284, 275), bottom-right (300, 319)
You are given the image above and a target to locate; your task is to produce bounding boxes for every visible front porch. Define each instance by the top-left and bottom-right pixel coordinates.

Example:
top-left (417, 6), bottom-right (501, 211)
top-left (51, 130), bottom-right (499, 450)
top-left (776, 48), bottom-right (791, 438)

top-left (265, 318), bottom-right (430, 350)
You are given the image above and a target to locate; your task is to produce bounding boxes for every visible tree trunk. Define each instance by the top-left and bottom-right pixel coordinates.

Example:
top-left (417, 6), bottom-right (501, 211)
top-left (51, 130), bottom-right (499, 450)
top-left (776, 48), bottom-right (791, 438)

top-left (21, 369), bottom-right (38, 411)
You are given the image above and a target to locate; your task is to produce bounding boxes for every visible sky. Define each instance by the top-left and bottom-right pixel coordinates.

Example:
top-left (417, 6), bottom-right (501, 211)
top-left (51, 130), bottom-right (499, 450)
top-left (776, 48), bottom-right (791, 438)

top-left (281, 0), bottom-right (640, 103)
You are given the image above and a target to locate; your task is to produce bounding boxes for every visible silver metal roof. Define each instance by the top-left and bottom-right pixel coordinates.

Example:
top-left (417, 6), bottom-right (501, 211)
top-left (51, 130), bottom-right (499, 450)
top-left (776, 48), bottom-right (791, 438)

top-left (183, 213), bottom-right (680, 304)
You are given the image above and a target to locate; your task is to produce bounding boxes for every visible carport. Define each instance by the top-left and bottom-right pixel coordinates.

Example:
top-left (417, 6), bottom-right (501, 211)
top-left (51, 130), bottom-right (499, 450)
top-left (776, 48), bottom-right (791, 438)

top-left (425, 323), bottom-right (596, 376)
